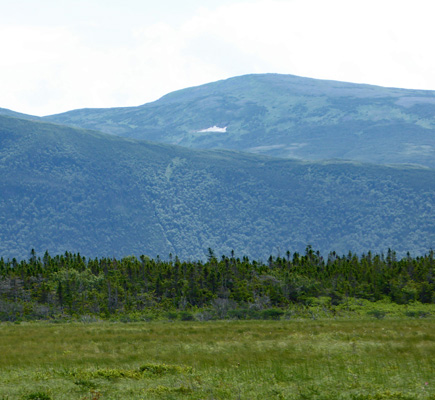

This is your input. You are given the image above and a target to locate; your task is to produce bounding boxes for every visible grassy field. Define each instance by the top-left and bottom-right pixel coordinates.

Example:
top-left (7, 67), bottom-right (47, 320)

top-left (0, 319), bottom-right (434, 399)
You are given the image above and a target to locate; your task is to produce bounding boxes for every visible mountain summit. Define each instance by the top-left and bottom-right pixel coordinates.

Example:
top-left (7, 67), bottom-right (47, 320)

top-left (44, 74), bottom-right (435, 168)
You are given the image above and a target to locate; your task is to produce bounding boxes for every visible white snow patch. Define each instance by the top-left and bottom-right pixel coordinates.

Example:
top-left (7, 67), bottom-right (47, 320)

top-left (197, 126), bottom-right (227, 133)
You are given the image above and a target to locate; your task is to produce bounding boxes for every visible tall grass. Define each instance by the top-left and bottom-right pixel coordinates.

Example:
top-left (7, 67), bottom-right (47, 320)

top-left (0, 319), bottom-right (434, 399)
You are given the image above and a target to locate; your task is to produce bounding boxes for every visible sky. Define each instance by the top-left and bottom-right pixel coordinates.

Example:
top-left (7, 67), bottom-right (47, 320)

top-left (1, 0), bottom-right (435, 116)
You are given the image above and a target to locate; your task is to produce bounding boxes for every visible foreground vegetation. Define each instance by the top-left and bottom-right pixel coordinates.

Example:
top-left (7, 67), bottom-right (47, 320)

top-left (0, 319), bottom-right (434, 399)
top-left (1, 248), bottom-right (434, 322)
top-left (2, 250), bottom-right (434, 398)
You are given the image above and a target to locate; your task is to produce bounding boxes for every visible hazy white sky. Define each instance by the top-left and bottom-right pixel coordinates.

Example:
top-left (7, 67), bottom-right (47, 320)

top-left (1, 0), bottom-right (434, 116)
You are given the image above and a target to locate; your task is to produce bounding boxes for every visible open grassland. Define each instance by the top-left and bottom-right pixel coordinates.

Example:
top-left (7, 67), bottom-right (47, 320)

top-left (0, 319), bottom-right (434, 400)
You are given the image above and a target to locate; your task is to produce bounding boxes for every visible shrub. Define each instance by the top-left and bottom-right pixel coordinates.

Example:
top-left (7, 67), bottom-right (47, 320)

top-left (261, 308), bottom-right (285, 320)
top-left (366, 310), bottom-right (387, 319)
top-left (139, 363), bottom-right (192, 375)
top-left (404, 310), bottom-right (430, 318)
top-left (179, 311), bottom-right (195, 321)
top-left (165, 311), bottom-right (178, 321)
top-left (22, 392), bottom-right (52, 400)
top-left (228, 308), bottom-right (249, 319)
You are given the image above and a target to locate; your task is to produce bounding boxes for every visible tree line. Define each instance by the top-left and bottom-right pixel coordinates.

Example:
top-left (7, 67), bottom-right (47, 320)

top-left (0, 247), bottom-right (433, 321)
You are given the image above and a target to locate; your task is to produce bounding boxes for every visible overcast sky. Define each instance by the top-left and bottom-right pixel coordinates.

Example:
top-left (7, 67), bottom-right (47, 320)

top-left (1, 0), bottom-right (434, 116)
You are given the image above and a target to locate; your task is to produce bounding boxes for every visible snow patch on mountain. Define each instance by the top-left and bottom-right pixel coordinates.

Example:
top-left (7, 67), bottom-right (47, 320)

top-left (197, 126), bottom-right (227, 133)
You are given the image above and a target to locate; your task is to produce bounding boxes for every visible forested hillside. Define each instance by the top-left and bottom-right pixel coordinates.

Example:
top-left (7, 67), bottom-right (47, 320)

top-left (44, 74), bottom-right (435, 168)
top-left (0, 115), bottom-right (434, 260)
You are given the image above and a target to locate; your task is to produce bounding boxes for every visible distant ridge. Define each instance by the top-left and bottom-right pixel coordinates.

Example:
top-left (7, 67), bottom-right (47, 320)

top-left (44, 73), bottom-right (435, 168)
top-left (0, 107), bottom-right (40, 121)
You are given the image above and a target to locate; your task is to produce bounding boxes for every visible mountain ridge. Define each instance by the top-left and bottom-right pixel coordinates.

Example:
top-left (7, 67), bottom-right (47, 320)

top-left (1, 114), bottom-right (434, 260)
top-left (40, 73), bottom-right (435, 168)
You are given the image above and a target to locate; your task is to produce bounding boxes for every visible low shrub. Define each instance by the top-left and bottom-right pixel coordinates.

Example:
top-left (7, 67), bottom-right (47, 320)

top-left (261, 308), bottom-right (285, 320)
top-left (179, 311), bottom-right (195, 321)
top-left (22, 392), bottom-right (52, 400)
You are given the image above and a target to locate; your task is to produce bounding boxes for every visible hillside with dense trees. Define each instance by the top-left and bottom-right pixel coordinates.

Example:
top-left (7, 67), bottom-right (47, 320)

top-left (0, 115), bottom-right (434, 260)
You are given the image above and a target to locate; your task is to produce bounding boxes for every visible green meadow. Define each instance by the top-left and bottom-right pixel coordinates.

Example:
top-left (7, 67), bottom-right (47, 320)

top-left (1, 319), bottom-right (434, 399)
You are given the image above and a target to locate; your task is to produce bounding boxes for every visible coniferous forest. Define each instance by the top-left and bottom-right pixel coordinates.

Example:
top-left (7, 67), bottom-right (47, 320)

top-left (1, 247), bottom-right (433, 322)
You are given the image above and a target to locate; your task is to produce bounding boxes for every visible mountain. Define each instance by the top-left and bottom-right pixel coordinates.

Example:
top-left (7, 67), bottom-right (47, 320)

top-left (44, 74), bottom-right (435, 168)
top-left (1, 115), bottom-right (434, 261)
top-left (0, 108), bottom-right (40, 121)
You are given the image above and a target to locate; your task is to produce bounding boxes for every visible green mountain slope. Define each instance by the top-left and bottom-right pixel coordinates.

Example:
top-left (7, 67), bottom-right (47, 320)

top-left (0, 115), bottom-right (434, 260)
top-left (0, 108), bottom-right (41, 121)
top-left (44, 74), bottom-right (435, 168)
